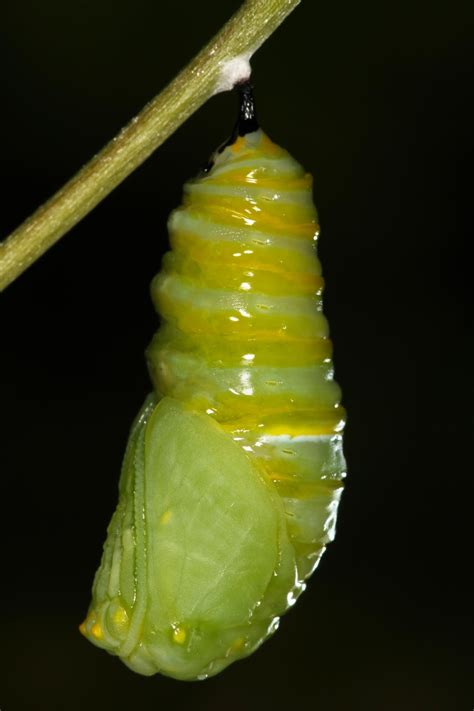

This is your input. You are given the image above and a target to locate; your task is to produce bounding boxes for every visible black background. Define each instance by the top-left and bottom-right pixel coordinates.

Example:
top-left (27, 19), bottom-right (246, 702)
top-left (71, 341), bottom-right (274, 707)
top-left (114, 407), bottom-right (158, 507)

top-left (0, 1), bottom-right (472, 709)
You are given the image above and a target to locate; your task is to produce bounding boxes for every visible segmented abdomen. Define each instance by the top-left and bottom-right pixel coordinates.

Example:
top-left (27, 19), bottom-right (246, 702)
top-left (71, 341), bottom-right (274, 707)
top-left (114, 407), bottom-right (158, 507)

top-left (147, 129), bottom-right (346, 581)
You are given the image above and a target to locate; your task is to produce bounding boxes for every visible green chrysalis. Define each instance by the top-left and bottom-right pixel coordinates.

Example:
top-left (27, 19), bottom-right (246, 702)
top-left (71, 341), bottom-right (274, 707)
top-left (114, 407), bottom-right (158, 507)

top-left (81, 85), bottom-right (346, 680)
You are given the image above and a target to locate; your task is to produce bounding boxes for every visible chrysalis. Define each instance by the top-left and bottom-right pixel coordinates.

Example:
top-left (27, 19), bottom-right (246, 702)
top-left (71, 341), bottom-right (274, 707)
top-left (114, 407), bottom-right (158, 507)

top-left (80, 84), bottom-right (346, 681)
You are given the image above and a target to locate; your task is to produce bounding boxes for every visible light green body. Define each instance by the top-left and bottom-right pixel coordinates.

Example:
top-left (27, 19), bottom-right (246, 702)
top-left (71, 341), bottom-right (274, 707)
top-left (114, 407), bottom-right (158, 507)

top-left (81, 130), bottom-right (346, 680)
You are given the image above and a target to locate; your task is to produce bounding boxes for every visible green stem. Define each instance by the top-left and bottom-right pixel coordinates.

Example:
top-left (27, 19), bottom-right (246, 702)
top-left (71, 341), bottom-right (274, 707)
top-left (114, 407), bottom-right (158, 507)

top-left (0, 0), bottom-right (300, 292)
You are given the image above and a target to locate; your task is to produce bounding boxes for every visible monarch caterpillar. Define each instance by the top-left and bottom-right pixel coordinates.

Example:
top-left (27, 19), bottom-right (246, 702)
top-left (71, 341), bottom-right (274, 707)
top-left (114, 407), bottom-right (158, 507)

top-left (80, 83), bottom-right (346, 681)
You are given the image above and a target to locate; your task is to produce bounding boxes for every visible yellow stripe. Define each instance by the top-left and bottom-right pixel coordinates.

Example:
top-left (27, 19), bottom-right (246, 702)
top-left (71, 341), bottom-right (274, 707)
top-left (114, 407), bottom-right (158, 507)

top-left (221, 408), bottom-right (346, 436)
top-left (203, 169), bottom-right (312, 191)
top-left (164, 254), bottom-right (324, 296)
top-left (181, 200), bottom-right (318, 238)
top-left (169, 231), bottom-right (319, 275)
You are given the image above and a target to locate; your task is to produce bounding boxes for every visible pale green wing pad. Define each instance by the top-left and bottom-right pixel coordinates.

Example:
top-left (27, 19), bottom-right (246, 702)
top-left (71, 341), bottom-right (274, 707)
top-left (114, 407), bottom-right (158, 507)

top-left (82, 396), bottom-right (297, 680)
top-left (142, 397), bottom-right (294, 679)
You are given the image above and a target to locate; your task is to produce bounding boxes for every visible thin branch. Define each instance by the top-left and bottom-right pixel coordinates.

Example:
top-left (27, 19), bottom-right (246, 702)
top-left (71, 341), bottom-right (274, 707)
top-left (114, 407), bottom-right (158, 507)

top-left (0, 0), bottom-right (300, 291)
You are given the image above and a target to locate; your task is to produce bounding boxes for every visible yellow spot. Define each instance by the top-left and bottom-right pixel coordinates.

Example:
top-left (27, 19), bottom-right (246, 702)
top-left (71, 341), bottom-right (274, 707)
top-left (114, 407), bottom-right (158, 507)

top-left (91, 622), bottom-right (103, 640)
top-left (160, 510), bottom-right (172, 525)
top-left (172, 626), bottom-right (187, 644)
top-left (112, 606), bottom-right (129, 629)
top-left (79, 621), bottom-right (87, 636)
top-left (231, 637), bottom-right (245, 652)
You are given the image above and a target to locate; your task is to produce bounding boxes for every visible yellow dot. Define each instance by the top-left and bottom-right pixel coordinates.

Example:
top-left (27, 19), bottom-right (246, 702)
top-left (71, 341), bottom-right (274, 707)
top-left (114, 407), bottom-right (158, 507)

top-left (160, 510), bottom-right (172, 525)
top-left (112, 606), bottom-right (129, 629)
top-left (231, 637), bottom-right (245, 652)
top-left (172, 626), bottom-right (187, 644)
top-left (91, 622), bottom-right (103, 640)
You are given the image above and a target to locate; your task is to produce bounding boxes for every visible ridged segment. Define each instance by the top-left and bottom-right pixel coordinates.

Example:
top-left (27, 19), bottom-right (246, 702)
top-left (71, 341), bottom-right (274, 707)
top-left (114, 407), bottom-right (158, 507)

top-left (148, 130), bottom-right (346, 578)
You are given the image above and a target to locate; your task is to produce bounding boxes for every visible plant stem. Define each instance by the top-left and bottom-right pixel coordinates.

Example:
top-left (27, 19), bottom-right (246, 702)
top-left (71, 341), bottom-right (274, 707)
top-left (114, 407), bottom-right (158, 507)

top-left (0, 0), bottom-right (300, 292)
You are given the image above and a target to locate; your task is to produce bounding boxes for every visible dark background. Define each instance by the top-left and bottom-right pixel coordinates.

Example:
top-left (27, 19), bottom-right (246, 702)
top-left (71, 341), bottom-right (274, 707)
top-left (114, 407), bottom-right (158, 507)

top-left (0, 1), bottom-right (472, 709)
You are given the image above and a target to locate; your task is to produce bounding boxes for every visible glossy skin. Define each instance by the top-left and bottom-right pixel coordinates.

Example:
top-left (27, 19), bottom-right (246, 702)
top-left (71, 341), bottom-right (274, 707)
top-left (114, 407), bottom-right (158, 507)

top-left (81, 129), bottom-right (346, 680)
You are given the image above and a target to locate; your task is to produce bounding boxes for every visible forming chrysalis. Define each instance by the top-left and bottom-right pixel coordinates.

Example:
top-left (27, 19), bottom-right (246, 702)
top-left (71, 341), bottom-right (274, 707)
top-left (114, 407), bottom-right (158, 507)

top-left (80, 84), bottom-right (346, 681)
